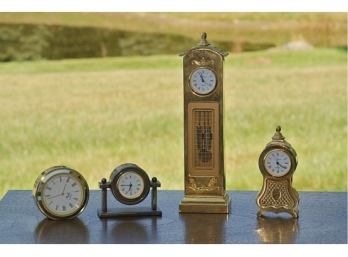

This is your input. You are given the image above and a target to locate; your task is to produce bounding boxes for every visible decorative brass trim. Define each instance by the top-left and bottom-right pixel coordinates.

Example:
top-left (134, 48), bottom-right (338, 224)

top-left (188, 177), bottom-right (219, 192)
top-left (258, 179), bottom-right (294, 208)
top-left (192, 57), bottom-right (215, 66)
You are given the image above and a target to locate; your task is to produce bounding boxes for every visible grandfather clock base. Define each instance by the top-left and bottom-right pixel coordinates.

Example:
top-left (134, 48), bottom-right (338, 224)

top-left (179, 193), bottom-right (231, 214)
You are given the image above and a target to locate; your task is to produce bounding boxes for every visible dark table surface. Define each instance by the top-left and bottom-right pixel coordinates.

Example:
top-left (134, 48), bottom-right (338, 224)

top-left (0, 190), bottom-right (346, 244)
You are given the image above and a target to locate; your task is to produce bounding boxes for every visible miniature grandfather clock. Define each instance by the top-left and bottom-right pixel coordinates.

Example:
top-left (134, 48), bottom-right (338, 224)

top-left (179, 32), bottom-right (231, 213)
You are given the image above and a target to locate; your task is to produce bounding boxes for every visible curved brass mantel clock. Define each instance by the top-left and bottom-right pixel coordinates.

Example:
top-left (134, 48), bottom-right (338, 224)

top-left (256, 126), bottom-right (299, 218)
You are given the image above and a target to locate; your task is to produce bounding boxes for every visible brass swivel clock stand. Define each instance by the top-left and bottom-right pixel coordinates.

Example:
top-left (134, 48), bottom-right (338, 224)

top-left (179, 32), bottom-right (231, 213)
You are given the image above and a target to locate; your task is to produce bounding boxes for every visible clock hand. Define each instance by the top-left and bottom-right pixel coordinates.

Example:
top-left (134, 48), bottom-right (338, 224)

top-left (47, 183), bottom-right (68, 199)
top-left (199, 73), bottom-right (205, 82)
top-left (129, 182), bottom-right (133, 191)
top-left (46, 193), bottom-right (63, 200)
top-left (62, 184), bottom-right (66, 194)
top-left (277, 161), bottom-right (287, 169)
top-left (63, 190), bottom-right (80, 195)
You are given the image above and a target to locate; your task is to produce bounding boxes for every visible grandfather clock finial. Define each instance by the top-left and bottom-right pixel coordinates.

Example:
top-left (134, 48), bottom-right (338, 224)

top-left (198, 32), bottom-right (211, 46)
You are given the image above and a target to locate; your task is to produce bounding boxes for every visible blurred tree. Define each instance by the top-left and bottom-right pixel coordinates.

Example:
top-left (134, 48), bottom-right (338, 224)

top-left (0, 24), bottom-right (50, 61)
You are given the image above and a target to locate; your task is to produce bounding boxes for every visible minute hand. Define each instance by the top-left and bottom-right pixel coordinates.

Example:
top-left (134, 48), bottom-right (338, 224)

top-left (277, 161), bottom-right (287, 169)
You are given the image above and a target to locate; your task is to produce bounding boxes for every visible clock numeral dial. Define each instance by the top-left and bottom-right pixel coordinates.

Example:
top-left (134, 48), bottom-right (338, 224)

top-left (117, 172), bottom-right (144, 200)
top-left (42, 174), bottom-right (84, 216)
top-left (264, 150), bottom-right (291, 177)
top-left (190, 68), bottom-right (217, 95)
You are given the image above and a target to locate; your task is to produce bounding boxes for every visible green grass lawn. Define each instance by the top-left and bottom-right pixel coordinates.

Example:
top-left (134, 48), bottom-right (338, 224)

top-left (0, 47), bottom-right (346, 199)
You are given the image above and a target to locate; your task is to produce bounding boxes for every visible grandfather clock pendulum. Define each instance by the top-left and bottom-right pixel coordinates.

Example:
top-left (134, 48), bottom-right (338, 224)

top-left (179, 32), bottom-right (231, 213)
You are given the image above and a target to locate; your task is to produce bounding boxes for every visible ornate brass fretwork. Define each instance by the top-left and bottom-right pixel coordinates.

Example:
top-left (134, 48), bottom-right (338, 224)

top-left (188, 177), bottom-right (219, 192)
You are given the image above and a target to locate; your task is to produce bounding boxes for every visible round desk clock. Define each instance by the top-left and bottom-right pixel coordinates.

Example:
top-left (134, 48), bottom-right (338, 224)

top-left (97, 163), bottom-right (162, 218)
top-left (33, 166), bottom-right (89, 220)
top-left (109, 163), bottom-right (151, 205)
top-left (256, 126), bottom-right (299, 218)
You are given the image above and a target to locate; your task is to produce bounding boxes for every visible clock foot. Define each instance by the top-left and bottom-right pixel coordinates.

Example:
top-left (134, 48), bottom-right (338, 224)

top-left (257, 209), bottom-right (264, 218)
top-left (256, 208), bottom-right (299, 219)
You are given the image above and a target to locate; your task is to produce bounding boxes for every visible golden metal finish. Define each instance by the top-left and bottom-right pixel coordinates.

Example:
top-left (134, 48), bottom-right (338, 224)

top-left (179, 32), bottom-right (231, 213)
top-left (256, 126), bottom-right (299, 218)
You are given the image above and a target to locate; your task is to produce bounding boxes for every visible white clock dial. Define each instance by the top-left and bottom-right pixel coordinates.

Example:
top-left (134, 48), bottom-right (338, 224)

top-left (190, 68), bottom-right (216, 95)
top-left (117, 171), bottom-right (145, 199)
top-left (33, 166), bottom-right (89, 220)
top-left (42, 174), bottom-right (85, 216)
top-left (264, 149), bottom-right (291, 177)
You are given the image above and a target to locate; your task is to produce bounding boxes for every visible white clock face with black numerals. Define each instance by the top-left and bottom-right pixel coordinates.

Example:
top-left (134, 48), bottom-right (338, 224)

top-left (117, 171), bottom-right (145, 200)
top-left (190, 67), bottom-right (217, 95)
top-left (264, 149), bottom-right (291, 177)
top-left (42, 174), bottom-right (85, 216)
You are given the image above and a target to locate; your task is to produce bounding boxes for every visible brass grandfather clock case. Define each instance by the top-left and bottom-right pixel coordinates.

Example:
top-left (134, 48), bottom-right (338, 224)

top-left (179, 32), bottom-right (231, 213)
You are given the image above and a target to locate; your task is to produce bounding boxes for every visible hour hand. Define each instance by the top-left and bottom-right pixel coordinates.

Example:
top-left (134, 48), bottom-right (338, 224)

top-left (199, 73), bottom-right (204, 82)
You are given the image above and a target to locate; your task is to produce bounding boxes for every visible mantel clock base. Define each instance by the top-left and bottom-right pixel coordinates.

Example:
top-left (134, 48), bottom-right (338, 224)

top-left (256, 178), bottom-right (299, 219)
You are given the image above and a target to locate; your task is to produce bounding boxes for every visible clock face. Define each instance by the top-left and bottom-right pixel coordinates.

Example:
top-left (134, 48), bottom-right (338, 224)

top-left (110, 163), bottom-right (150, 205)
top-left (189, 67), bottom-right (217, 95)
top-left (117, 171), bottom-right (145, 200)
top-left (33, 167), bottom-right (89, 220)
top-left (264, 149), bottom-right (291, 177)
top-left (42, 174), bottom-right (84, 216)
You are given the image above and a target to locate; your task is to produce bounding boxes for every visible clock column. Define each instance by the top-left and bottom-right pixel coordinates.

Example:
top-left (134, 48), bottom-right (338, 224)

top-left (179, 32), bottom-right (231, 214)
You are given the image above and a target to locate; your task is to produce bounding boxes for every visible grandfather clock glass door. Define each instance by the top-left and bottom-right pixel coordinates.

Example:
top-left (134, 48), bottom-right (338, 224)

top-left (179, 33), bottom-right (231, 214)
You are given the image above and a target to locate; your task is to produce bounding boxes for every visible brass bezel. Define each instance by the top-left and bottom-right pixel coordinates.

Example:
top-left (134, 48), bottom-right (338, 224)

top-left (32, 166), bottom-right (89, 220)
top-left (259, 145), bottom-right (297, 180)
top-left (262, 148), bottom-right (292, 177)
